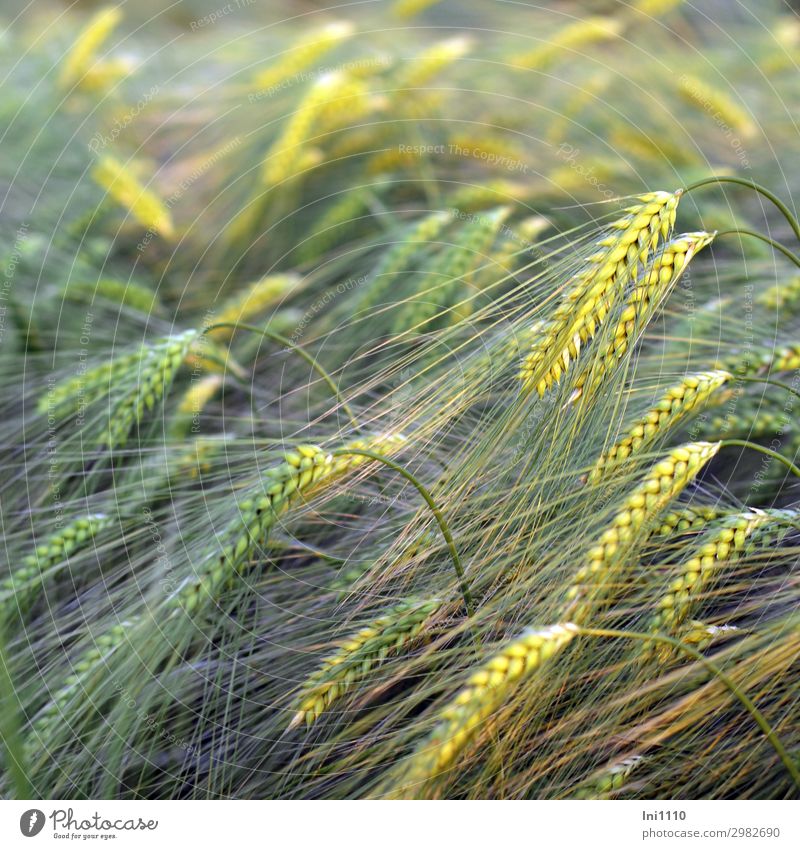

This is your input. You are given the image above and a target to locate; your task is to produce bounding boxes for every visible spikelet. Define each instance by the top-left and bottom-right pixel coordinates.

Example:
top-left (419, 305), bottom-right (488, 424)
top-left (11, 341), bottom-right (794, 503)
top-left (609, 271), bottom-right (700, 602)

top-left (653, 505), bottom-right (727, 537)
top-left (210, 274), bottom-right (299, 339)
top-left (572, 232), bottom-right (716, 401)
top-left (678, 74), bottom-right (757, 139)
top-left (176, 433), bottom-right (407, 612)
top-left (519, 191), bottom-right (681, 397)
top-left (396, 36), bottom-right (472, 90)
top-left (392, 0), bottom-right (443, 18)
top-left (91, 156), bottom-right (174, 238)
top-left (2, 514), bottom-right (111, 618)
top-left (573, 755), bottom-right (646, 799)
top-left (59, 6), bottom-right (122, 90)
top-left (757, 276), bottom-right (800, 312)
top-left (102, 330), bottom-right (199, 448)
top-left (390, 623), bottom-right (579, 796)
top-left (563, 442), bottom-right (721, 623)
top-left (587, 371), bottom-right (731, 483)
top-left (251, 22), bottom-right (354, 92)
top-left (512, 17), bottom-right (624, 70)
top-left (290, 598), bottom-right (440, 728)
top-left (649, 509), bottom-right (794, 654)
top-left (262, 72), bottom-right (368, 184)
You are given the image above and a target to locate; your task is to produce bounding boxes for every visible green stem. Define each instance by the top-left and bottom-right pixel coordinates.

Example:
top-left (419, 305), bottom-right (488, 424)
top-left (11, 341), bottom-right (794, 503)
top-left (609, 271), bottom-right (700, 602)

top-left (331, 448), bottom-right (474, 618)
top-left (734, 375), bottom-right (800, 405)
top-left (683, 177), bottom-right (800, 243)
top-left (720, 439), bottom-right (800, 479)
top-left (577, 625), bottom-right (800, 791)
top-left (716, 228), bottom-right (800, 271)
top-left (202, 321), bottom-right (359, 430)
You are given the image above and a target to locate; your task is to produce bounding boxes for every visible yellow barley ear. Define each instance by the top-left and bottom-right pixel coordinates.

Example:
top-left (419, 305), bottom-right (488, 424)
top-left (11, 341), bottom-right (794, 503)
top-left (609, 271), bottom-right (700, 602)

top-left (59, 6), bottom-right (122, 90)
top-left (91, 155), bottom-right (175, 239)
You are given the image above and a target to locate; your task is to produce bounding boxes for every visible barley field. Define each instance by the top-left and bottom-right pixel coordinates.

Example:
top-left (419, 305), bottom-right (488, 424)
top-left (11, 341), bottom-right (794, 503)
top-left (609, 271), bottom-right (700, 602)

top-left (1, 0), bottom-right (799, 800)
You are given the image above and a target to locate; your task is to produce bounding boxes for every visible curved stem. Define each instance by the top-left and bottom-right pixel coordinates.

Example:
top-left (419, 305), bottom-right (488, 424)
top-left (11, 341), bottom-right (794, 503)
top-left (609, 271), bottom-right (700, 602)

top-left (202, 321), bottom-right (358, 430)
top-left (683, 177), bottom-right (800, 243)
top-left (734, 375), bottom-right (800, 405)
top-left (331, 447), bottom-right (474, 618)
top-left (720, 439), bottom-right (800, 479)
top-left (577, 625), bottom-right (800, 791)
top-left (716, 228), bottom-right (800, 271)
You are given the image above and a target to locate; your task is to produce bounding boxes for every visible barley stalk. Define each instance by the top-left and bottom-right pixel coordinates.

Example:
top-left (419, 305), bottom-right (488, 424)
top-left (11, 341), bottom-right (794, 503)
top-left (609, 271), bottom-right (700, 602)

top-left (390, 623), bottom-right (579, 795)
top-left (91, 156), bottom-right (174, 238)
top-left (587, 370), bottom-right (731, 483)
top-left (290, 598), bottom-right (441, 728)
top-left (519, 191), bottom-right (681, 397)
top-left (563, 442), bottom-right (721, 623)
top-left (572, 232), bottom-right (716, 401)
top-left (59, 6), bottom-right (122, 90)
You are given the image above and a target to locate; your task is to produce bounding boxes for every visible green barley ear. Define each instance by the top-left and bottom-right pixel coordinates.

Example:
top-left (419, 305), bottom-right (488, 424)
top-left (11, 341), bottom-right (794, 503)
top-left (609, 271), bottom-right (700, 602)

top-left (389, 623), bottom-right (579, 797)
top-left (587, 370), bottom-right (731, 483)
top-left (563, 442), bottom-right (721, 624)
top-left (649, 509), bottom-right (795, 655)
top-left (653, 505), bottom-right (728, 537)
top-left (63, 278), bottom-right (163, 315)
top-left (718, 343), bottom-right (800, 377)
top-left (58, 6), bottom-right (122, 90)
top-left (176, 433), bottom-right (407, 613)
top-left (211, 274), bottom-right (300, 339)
top-left (757, 276), bottom-right (800, 312)
top-left (519, 190), bottom-right (681, 397)
top-left (392, 0), bottom-right (443, 18)
top-left (1, 514), bottom-right (111, 619)
top-left (102, 330), bottom-right (199, 449)
top-left (678, 74), bottom-right (757, 140)
top-left (572, 231), bottom-right (716, 401)
top-left (572, 754), bottom-right (646, 799)
top-left (289, 598), bottom-right (441, 729)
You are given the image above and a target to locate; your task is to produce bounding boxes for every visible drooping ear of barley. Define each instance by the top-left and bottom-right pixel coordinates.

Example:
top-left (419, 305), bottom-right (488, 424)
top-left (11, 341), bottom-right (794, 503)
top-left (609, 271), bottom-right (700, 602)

top-left (444, 180), bottom-right (531, 213)
top-left (677, 620), bottom-right (739, 651)
top-left (251, 22), bottom-right (354, 92)
top-left (572, 754), bottom-right (646, 799)
top-left (210, 274), bottom-right (300, 339)
top-left (176, 434), bottom-right (407, 613)
top-left (757, 276), bottom-right (800, 312)
top-left (572, 232), bottom-right (716, 401)
top-left (1, 514), bottom-right (111, 620)
top-left (394, 206), bottom-right (511, 335)
top-left (91, 156), bottom-right (174, 238)
top-left (63, 278), bottom-right (162, 315)
top-left (519, 191), bottom-right (681, 397)
top-left (102, 330), bottom-right (199, 448)
top-left (171, 374), bottom-right (224, 437)
top-left (719, 343), bottom-right (800, 377)
top-left (290, 598), bottom-right (441, 728)
top-left (678, 74), bottom-right (757, 139)
top-left (262, 71), bottom-right (370, 185)
top-left (649, 509), bottom-right (795, 655)
top-left (388, 623), bottom-right (579, 797)
top-left (512, 17), bottom-right (624, 70)
top-left (631, 0), bottom-right (686, 17)
top-left (358, 211), bottom-right (452, 311)
top-left (695, 405), bottom-right (790, 442)
top-left (58, 6), bottom-right (122, 90)
top-left (395, 36), bottom-right (472, 90)
top-left (563, 442), bottom-right (721, 623)
top-left (587, 370), bottom-right (731, 484)
top-left (296, 190), bottom-right (374, 263)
